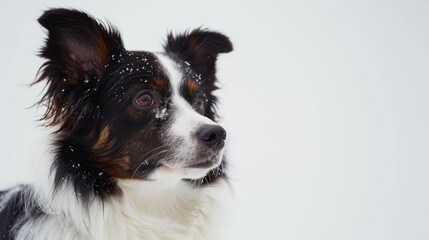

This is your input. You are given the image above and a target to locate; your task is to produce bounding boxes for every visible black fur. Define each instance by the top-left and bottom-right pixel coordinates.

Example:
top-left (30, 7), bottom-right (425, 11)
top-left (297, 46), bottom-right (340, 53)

top-left (0, 186), bottom-right (43, 239)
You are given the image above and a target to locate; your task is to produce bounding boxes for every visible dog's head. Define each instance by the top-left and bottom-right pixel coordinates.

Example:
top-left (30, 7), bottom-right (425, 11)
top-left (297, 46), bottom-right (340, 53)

top-left (36, 9), bottom-right (232, 194)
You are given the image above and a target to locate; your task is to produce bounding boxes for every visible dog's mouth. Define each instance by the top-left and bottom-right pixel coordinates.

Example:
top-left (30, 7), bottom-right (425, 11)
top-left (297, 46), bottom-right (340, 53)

top-left (186, 149), bottom-right (223, 169)
top-left (161, 153), bottom-right (222, 171)
top-left (186, 160), bottom-right (216, 169)
top-left (138, 152), bottom-right (224, 181)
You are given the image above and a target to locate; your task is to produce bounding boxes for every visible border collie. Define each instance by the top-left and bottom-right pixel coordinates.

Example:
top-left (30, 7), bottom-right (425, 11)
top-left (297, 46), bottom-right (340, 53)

top-left (0, 8), bottom-right (232, 240)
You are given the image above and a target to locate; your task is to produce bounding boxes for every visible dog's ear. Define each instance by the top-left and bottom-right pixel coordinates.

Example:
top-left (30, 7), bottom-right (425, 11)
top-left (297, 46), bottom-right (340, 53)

top-left (35, 8), bottom-right (124, 132)
top-left (37, 8), bottom-right (123, 80)
top-left (164, 28), bottom-right (233, 80)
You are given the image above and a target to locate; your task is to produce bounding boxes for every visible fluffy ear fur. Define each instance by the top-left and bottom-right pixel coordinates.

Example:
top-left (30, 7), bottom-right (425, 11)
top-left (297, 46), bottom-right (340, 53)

top-left (164, 28), bottom-right (233, 81)
top-left (35, 8), bottom-right (123, 133)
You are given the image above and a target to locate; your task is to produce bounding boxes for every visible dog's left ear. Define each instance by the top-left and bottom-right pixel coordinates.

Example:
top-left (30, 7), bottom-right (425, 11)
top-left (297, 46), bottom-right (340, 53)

top-left (164, 28), bottom-right (233, 80)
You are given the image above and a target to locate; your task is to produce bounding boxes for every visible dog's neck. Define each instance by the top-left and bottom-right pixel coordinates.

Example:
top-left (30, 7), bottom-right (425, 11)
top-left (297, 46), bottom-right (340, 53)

top-left (28, 166), bottom-right (231, 240)
top-left (112, 179), bottom-right (230, 239)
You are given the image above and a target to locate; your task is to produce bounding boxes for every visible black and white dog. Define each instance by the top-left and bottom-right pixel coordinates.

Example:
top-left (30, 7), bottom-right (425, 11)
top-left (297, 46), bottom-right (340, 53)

top-left (0, 8), bottom-right (232, 239)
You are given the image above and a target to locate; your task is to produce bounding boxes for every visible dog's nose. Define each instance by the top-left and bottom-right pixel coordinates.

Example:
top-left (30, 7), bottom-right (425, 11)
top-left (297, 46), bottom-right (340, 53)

top-left (197, 124), bottom-right (226, 150)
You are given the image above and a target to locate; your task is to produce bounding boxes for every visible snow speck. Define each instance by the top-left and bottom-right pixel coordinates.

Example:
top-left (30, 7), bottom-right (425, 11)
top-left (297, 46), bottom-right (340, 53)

top-left (155, 107), bottom-right (168, 120)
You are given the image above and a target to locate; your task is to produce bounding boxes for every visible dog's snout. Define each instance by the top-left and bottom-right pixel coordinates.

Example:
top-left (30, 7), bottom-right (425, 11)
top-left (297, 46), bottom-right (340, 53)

top-left (197, 124), bottom-right (226, 150)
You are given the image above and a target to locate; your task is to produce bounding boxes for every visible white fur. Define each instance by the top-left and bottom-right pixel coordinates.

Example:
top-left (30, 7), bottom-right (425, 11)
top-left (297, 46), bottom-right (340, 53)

top-left (155, 53), bottom-right (223, 177)
top-left (16, 157), bottom-right (232, 240)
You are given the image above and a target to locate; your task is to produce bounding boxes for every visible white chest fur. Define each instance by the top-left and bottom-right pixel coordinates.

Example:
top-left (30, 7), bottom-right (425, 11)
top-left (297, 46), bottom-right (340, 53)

top-left (105, 179), bottom-right (231, 240)
top-left (17, 179), bottom-right (231, 240)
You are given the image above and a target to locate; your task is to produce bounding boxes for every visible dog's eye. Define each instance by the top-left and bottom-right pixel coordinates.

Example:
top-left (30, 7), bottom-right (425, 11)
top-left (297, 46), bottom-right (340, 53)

top-left (134, 91), bottom-right (155, 108)
top-left (193, 97), bottom-right (205, 114)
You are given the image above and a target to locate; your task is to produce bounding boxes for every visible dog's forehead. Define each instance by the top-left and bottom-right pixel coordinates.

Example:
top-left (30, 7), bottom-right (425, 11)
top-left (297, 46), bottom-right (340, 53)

top-left (152, 53), bottom-right (204, 96)
top-left (110, 51), bottom-right (195, 92)
top-left (105, 51), bottom-right (166, 90)
top-left (153, 53), bottom-right (185, 92)
top-left (106, 51), bottom-right (204, 107)
top-left (112, 51), bottom-right (162, 76)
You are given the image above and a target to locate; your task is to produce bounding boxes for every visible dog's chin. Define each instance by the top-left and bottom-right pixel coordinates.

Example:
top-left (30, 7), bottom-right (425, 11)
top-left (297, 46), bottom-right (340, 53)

top-left (176, 161), bottom-right (221, 180)
top-left (180, 159), bottom-right (222, 179)
top-left (180, 165), bottom-right (217, 179)
top-left (150, 158), bottom-right (222, 183)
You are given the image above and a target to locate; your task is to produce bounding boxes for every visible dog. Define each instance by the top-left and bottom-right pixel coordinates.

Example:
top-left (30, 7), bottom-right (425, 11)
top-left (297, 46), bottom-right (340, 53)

top-left (0, 8), bottom-right (232, 240)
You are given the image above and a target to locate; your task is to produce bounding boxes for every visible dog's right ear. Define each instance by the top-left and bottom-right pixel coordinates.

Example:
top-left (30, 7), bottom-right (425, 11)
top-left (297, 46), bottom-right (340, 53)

top-left (35, 8), bottom-right (124, 132)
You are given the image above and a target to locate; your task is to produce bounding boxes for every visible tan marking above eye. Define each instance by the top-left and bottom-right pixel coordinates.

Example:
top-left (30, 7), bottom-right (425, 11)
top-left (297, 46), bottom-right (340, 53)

top-left (185, 78), bottom-right (199, 93)
top-left (153, 77), bottom-right (166, 89)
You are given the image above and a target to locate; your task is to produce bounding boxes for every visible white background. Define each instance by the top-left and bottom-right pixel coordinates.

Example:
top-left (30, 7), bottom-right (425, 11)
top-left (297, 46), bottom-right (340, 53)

top-left (1, 1), bottom-right (429, 239)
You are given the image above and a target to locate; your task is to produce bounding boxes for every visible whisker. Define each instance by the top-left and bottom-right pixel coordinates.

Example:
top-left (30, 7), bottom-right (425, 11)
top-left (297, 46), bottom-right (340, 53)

top-left (138, 145), bottom-right (168, 161)
top-left (207, 149), bottom-right (219, 163)
top-left (131, 149), bottom-right (169, 179)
